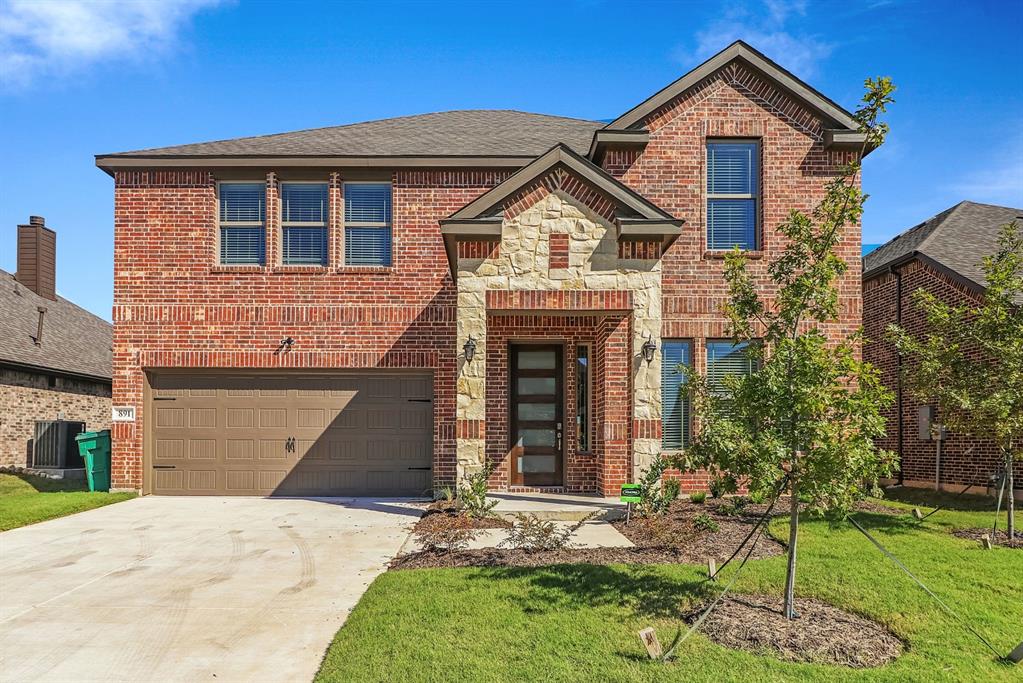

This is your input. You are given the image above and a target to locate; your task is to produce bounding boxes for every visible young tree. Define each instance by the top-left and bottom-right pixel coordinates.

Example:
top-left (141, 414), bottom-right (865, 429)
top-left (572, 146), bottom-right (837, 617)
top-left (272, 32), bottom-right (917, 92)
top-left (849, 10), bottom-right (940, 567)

top-left (888, 222), bottom-right (1022, 541)
top-left (678, 78), bottom-right (897, 620)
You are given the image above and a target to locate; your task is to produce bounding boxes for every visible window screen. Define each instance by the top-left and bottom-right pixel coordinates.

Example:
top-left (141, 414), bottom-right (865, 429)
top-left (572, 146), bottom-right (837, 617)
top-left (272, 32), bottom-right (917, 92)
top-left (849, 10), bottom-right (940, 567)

top-left (661, 340), bottom-right (692, 449)
top-left (219, 183), bottom-right (265, 265)
top-left (281, 183), bottom-right (328, 265)
top-left (707, 142), bottom-right (758, 250)
top-left (344, 183), bottom-right (392, 266)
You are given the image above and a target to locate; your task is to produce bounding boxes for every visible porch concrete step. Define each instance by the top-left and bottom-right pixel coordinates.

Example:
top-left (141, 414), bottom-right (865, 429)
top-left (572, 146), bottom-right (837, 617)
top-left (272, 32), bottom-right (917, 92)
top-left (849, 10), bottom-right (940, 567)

top-left (488, 492), bottom-right (627, 522)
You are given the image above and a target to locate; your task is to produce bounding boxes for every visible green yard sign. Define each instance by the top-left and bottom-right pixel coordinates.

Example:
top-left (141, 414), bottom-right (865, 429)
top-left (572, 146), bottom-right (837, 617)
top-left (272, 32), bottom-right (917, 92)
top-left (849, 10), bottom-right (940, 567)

top-left (620, 484), bottom-right (642, 503)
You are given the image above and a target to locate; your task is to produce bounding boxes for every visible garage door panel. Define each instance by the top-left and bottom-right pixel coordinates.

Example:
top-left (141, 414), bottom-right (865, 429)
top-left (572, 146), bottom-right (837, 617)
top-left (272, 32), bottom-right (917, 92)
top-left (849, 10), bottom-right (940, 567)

top-left (150, 372), bottom-right (433, 496)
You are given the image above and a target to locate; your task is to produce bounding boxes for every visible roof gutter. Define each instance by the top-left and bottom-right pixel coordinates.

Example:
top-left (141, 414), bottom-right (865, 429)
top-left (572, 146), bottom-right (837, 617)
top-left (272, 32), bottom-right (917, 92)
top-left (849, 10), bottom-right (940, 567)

top-left (0, 359), bottom-right (112, 385)
top-left (94, 154), bottom-right (539, 177)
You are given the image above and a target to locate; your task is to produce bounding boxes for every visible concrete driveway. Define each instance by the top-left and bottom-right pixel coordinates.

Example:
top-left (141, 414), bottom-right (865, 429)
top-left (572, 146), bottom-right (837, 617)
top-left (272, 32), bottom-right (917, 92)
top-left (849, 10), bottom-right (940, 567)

top-left (0, 496), bottom-right (420, 682)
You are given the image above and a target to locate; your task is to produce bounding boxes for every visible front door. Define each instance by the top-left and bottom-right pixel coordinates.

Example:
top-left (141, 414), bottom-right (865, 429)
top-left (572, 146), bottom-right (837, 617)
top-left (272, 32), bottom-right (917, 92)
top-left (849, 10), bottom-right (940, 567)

top-left (509, 344), bottom-right (563, 487)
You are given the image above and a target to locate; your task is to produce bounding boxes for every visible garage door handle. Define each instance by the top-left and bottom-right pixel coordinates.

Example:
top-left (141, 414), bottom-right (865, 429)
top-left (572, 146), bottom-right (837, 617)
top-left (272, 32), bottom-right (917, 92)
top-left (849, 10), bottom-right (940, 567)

top-left (408, 399), bottom-right (432, 403)
top-left (153, 465), bottom-right (176, 469)
top-left (407, 466), bottom-right (432, 471)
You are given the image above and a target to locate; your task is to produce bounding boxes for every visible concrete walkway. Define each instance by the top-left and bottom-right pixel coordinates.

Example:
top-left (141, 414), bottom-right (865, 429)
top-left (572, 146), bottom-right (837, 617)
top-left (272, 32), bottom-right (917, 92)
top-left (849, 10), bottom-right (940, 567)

top-left (0, 496), bottom-right (420, 683)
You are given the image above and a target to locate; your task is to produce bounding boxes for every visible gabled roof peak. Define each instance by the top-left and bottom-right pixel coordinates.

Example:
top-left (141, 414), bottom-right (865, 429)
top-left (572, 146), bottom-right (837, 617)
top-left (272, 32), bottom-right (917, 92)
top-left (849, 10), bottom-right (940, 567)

top-left (604, 40), bottom-right (860, 133)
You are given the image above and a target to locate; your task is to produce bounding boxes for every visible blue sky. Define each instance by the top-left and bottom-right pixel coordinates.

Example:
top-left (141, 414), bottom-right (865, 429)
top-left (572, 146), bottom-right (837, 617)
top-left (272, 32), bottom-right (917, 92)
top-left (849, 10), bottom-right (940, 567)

top-left (1, 0), bottom-right (1021, 321)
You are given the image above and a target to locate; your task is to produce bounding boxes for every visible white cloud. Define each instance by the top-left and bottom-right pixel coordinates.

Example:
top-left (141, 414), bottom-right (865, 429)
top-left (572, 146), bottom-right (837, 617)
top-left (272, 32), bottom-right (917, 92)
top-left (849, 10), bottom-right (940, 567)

top-left (675, 0), bottom-right (832, 79)
top-left (0, 0), bottom-right (224, 91)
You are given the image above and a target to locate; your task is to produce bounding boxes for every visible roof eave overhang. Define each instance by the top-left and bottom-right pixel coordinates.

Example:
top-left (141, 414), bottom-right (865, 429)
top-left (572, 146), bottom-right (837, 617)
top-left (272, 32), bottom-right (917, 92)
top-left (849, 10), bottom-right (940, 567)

top-left (94, 154), bottom-right (539, 177)
top-left (587, 129), bottom-right (650, 164)
top-left (439, 218), bottom-right (503, 275)
top-left (0, 359), bottom-right (112, 384)
top-left (824, 129), bottom-right (871, 153)
top-left (617, 218), bottom-right (685, 249)
top-left (862, 251), bottom-right (988, 297)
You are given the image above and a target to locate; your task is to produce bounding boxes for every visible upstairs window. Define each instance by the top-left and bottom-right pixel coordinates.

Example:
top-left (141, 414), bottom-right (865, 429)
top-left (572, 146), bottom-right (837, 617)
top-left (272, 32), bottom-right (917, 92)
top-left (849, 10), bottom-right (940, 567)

top-left (706, 141), bottom-right (759, 250)
top-left (219, 183), bottom-right (266, 265)
top-left (281, 183), bottom-right (328, 266)
top-left (344, 183), bottom-right (392, 266)
top-left (706, 340), bottom-right (757, 413)
top-left (661, 340), bottom-right (692, 449)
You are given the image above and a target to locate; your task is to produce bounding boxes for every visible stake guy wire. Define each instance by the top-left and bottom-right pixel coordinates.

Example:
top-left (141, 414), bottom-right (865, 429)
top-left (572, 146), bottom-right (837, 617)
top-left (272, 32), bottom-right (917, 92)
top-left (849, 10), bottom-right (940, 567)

top-left (658, 477), bottom-right (788, 662)
top-left (847, 515), bottom-right (1011, 662)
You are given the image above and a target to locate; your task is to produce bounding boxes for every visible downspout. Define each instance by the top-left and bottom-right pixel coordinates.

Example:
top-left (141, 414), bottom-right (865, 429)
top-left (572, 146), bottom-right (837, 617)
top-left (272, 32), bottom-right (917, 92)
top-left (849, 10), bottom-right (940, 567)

top-left (892, 266), bottom-right (904, 486)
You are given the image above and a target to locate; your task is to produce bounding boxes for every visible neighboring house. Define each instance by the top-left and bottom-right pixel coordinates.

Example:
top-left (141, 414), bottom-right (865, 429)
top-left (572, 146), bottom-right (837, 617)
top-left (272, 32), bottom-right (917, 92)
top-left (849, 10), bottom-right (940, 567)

top-left (863, 200), bottom-right (1023, 497)
top-left (0, 217), bottom-right (113, 467)
top-left (96, 41), bottom-right (867, 497)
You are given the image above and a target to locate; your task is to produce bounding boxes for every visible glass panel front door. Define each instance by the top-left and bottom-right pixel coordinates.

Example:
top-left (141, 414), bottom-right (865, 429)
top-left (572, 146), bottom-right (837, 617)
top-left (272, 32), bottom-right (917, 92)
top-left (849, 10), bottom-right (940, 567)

top-left (510, 344), bottom-right (563, 486)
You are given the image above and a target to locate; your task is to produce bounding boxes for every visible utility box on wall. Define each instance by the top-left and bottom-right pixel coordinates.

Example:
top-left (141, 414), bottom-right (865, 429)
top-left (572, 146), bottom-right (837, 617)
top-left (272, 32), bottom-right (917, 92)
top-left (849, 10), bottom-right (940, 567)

top-left (33, 420), bottom-right (86, 469)
top-left (917, 406), bottom-right (935, 440)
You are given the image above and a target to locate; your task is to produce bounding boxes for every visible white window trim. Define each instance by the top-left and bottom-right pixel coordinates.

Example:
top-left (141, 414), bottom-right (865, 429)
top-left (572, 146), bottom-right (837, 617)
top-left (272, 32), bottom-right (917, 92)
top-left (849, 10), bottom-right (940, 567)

top-left (279, 180), bottom-right (330, 267)
top-left (216, 180), bottom-right (267, 266)
top-left (705, 138), bottom-right (761, 251)
top-left (343, 180), bottom-right (393, 267)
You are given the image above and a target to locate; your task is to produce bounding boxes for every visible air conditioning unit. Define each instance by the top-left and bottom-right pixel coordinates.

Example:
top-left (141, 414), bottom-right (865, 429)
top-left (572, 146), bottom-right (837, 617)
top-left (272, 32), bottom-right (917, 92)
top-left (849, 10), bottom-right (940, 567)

top-left (33, 420), bottom-right (86, 469)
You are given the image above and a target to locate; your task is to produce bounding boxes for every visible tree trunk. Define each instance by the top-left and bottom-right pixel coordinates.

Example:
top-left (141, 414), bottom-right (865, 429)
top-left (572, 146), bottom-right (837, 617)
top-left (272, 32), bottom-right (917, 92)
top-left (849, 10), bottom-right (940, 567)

top-left (783, 476), bottom-right (800, 620)
top-left (1007, 451), bottom-right (1015, 543)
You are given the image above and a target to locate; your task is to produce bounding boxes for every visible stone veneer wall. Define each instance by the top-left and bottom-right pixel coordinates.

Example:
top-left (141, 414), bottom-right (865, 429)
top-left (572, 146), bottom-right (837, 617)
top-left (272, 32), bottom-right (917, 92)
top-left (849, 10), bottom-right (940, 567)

top-left (455, 190), bottom-right (662, 489)
top-left (0, 368), bottom-right (111, 466)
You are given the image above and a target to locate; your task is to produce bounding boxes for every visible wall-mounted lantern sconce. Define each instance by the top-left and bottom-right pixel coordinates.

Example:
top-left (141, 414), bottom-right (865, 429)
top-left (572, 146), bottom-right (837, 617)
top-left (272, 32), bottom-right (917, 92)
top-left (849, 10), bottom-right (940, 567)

top-left (276, 336), bottom-right (295, 355)
top-left (641, 338), bottom-right (657, 364)
top-left (463, 336), bottom-right (477, 363)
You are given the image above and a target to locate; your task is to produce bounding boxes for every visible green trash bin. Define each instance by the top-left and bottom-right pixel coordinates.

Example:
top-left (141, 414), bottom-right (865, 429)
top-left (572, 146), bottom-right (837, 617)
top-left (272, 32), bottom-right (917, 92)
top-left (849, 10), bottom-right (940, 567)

top-left (75, 430), bottom-right (111, 492)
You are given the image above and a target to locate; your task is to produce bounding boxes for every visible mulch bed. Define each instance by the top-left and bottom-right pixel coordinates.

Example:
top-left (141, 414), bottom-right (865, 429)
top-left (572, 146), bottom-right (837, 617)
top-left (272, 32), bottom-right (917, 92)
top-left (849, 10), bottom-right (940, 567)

top-left (688, 594), bottom-right (903, 668)
top-left (951, 527), bottom-right (1022, 549)
top-left (610, 497), bottom-right (785, 562)
top-left (414, 511), bottom-right (511, 533)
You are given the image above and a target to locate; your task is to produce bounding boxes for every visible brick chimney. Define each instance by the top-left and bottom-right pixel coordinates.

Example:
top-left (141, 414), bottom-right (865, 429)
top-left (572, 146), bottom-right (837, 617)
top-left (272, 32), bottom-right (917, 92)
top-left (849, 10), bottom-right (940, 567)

top-left (16, 215), bottom-right (57, 301)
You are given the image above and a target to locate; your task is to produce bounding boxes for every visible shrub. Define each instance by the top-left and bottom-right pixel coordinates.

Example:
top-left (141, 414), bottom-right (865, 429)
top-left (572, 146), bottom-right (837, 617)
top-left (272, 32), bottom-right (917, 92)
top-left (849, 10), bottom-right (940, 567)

top-left (434, 486), bottom-right (455, 503)
top-left (636, 455), bottom-right (681, 516)
top-left (693, 514), bottom-right (719, 533)
top-left (500, 513), bottom-right (589, 552)
top-left (689, 491), bottom-right (707, 504)
top-left (718, 496), bottom-right (751, 516)
top-left (458, 461), bottom-right (498, 519)
top-left (708, 475), bottom-right (738, 499)
top-left (748, 489), bottom-right (766, 505)
top-left (417, 515), bottom-right (481, 553)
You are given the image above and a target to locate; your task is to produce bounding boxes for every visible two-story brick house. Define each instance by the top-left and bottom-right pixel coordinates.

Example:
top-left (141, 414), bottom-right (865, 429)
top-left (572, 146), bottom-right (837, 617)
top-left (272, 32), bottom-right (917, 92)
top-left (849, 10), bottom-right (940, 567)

top-left (97, 41), bottom-right (867, 497)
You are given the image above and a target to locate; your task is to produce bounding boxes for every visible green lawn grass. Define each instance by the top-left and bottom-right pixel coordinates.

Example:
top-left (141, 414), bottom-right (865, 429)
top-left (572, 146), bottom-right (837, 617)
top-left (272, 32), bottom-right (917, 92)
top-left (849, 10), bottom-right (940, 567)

top-left (316, 492), bottom-right (1021, 682)
top-left (0, 473), bottom-right (135, 531)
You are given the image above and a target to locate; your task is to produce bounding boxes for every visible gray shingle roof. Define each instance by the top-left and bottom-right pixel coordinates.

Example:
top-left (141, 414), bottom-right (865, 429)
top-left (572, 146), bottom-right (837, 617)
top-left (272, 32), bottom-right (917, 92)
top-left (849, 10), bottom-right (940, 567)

top-left (103, 110), bottom-right (603, 158)
top-left (0, 269), bottom-right (112, 381)
top-left (863, 201), bottom-right (1023, 292)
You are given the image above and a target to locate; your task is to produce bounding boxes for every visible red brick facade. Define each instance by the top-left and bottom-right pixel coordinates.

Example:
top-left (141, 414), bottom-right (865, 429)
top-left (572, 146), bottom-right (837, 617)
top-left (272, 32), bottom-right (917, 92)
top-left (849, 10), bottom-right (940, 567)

top-left (863, 259), bottom-right (1022, 495)
top-left (109, 57), bottom-right (862, 495)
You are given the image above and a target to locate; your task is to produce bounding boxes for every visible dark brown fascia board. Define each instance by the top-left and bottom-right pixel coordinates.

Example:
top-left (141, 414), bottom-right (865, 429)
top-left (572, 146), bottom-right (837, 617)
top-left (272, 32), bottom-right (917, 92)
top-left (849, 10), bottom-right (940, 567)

top-left (448, 144), bottom-right (674, 221)
top-left (94, 154), bottom-right (537, 176)
top-left (824, 129), bottom-right (869, 151)
top-left (587, 129), bottom-right (650, 162)
top-left (617, 218), bottom-right (685, 249)
top-left (861, 251), bottom-right (987, 296)
top-left (605, 40), bottom-right (859, 133)
top-left (438, 218), bottom-right (503, 276)
top-left (0, 359), bottom-right (112, 385)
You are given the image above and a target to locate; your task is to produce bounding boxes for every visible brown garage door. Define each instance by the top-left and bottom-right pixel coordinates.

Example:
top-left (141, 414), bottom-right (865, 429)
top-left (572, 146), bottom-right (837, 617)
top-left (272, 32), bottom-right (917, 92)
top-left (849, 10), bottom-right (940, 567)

top-left (148, 372), bottom-right (433, 496)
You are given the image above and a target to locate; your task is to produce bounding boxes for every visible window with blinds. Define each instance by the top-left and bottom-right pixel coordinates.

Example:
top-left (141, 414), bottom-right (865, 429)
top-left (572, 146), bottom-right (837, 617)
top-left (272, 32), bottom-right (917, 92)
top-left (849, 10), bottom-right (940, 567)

top-left (661, 340), bottom-right (692, 449)
top-left (219, 183), bottom-right (266, 265)
top-left (707, 141), bottom-right (759, 250)
top-left (706, 340), bottom-right (757, 403)
top-left (281, 183), bottom-right (328, 265)
top-left (344, 183), bottom-right (392, 266)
